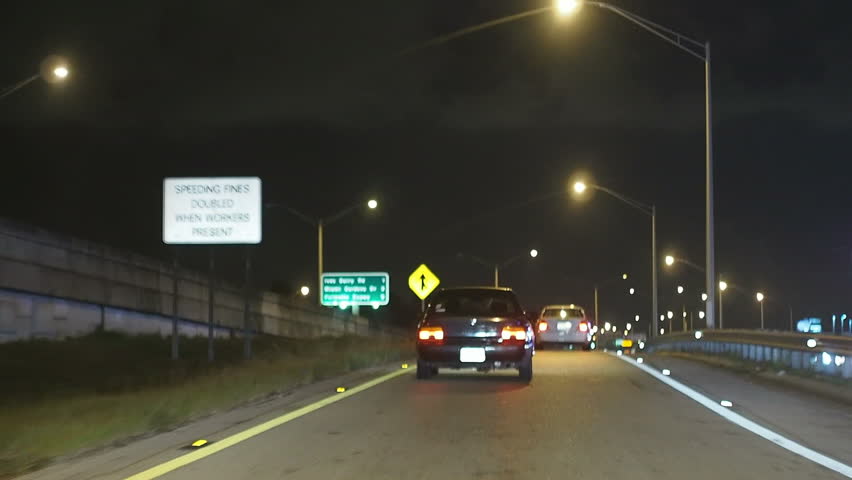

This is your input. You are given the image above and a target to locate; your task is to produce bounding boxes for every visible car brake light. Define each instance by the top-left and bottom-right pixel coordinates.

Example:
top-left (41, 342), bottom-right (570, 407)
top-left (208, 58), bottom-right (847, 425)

top-left (538, 321), bottom-right (548, 332)
top-left (501, 326), bottom-right (526, 341)
top-left (578, 321), bottom-right (589, 332)
top-left (418, 327), bottom-right (444, 341)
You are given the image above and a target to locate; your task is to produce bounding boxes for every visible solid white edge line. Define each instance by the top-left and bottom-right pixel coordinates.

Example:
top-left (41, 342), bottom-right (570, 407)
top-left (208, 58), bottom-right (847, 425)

top-left (617, 354), bottom-right (852, 478)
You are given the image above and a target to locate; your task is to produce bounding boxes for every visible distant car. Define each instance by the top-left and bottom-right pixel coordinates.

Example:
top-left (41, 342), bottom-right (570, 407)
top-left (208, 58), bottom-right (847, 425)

top-left (535, 304), bottom-right (592, 350)
top-left (416, 287), bottom-right (534, 381)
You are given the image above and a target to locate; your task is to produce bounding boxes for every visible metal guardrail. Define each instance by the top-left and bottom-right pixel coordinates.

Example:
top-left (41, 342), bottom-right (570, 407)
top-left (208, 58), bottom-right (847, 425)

top-left (650, 329), bottom-right (852, 355)
top-left (646, 329), bottom-right (852, 378)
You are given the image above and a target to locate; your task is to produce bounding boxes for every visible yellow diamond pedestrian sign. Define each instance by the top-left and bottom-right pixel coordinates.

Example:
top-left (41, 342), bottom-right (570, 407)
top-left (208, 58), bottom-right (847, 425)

top-left (408, 264), bottom-right (440, 300)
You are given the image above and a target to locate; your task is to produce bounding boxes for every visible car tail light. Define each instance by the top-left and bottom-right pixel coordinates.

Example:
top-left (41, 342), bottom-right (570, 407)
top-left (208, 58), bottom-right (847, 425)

top-left (418, 327), bottom-right (444, 341)
top-left (501, 326), bottom-right (526, 341)
top-left (578, 321), bottom-right (589, 332)
top-left (538, 321), bottom-right (548, 332)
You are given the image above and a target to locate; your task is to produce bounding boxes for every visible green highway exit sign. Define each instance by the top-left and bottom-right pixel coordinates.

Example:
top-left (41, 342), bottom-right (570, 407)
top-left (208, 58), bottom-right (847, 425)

top-left (321, 272), bottom-right (390, 307)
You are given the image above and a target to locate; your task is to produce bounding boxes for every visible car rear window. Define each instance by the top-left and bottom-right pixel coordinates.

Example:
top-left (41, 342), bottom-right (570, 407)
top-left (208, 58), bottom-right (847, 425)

top-left (543, 307), bottom-right (584, 318)
top-left (429, 290), bottom-right (521, 317)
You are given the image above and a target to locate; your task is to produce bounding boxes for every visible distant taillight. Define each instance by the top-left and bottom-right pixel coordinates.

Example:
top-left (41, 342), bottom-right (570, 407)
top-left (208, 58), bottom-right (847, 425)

top-left (578, 321), bottom-right (589, 332)
top-left (538, 321), bottom-right (548, 332)
top-left (501, 326), bottom-right (526, 341)
top-left (418, 327), bottom-right (444, 341)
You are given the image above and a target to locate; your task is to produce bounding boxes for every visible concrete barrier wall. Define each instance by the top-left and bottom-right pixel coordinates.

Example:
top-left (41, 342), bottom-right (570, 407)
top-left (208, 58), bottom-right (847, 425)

top-left (0, 219), bottom-right (380, 342)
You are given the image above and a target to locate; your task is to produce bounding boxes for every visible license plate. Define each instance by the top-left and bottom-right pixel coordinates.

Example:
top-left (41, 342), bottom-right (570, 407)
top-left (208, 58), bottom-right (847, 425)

top-left (557, 321), bottom-right (572, 331)
top-left (459, 347), bottom-right (486, 363)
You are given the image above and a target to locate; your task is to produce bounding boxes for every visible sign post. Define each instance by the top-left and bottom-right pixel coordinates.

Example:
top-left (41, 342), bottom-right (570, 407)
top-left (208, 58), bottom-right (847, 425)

top-left (408, 264), bottom-right (440, 311)
top-left (163, 177), bottom-right (262, 362)
top-left (321, 272), bottom-right (390, 308)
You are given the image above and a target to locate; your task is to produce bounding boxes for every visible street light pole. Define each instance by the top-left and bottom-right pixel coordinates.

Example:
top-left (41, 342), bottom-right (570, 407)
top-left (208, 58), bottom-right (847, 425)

top-left (594, 285), bottom-right (599, 329)
top-left (266, 200), bottom-right (377, 307)
top-left (317, 220), bottom-right (324, 306)
top-left (458, 250), bottom-right (538, 287)
top-left (402, 2), bottom-right (716, 329)
top-left (704, 41), bottom-right (717, 332)
top-left (574, 182), bottom-right (656, 336)
top-left (1, 56), bottom-right (71, 102)
top-left (651, 205), bottom-right (658, 338)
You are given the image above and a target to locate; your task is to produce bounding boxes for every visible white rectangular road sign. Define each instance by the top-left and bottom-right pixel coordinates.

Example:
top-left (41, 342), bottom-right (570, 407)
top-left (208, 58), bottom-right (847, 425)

top-left (163, 177), bottom-right (262, 244)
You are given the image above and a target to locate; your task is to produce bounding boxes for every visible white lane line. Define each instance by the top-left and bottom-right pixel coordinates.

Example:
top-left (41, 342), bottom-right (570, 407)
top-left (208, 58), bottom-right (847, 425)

top-left (618, 355), bottom-right (852, 478)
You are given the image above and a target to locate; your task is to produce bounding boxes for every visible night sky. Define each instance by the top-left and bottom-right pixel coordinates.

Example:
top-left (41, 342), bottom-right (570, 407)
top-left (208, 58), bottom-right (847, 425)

top-left (2, 1), bottom-right (850, 331)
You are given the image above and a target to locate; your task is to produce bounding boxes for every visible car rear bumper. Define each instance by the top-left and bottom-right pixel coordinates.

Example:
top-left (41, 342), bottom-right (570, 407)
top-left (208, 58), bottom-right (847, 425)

top-left (417, 343), bottom-right (529, 368)
top-left (536, 331), bottom-right (591, 344)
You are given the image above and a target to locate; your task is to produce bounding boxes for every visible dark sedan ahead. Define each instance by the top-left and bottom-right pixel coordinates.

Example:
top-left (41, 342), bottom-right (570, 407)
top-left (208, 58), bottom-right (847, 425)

top-left (416, 287), bottom-right (534, 381)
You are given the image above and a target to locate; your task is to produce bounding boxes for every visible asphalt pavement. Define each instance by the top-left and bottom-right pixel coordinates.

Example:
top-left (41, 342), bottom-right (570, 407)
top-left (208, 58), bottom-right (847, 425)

top-left (93, 350), bottom-right (847, 480)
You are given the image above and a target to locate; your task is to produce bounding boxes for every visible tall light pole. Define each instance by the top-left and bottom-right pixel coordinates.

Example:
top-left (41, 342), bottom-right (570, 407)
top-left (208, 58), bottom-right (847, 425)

top-left (574, 181), bottom-right (657, 336)
top-left (718, 280), bottom-right (728, 329)
top-left (1, 55), bottom-right (70, 101)
top-left (402, 1), bottom-right (716, 331)
top-left (266, 199), bottom-right (378, 305)
top-left (677, 285), bottom-right (686, 331)
top-left (593, 272), bottom-right (629, 330)
top-left (756, 292), bottom-right (765, 330)
top-left (458, 249), bottom-right (539, 287)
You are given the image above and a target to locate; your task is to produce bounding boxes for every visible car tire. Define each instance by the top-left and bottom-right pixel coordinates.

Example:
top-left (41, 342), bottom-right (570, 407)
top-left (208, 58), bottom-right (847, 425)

top-left (582, 342), bottom-right (592, 351)
top-left (518, 350), bottom-right (533, 382)
top-left (416, 359), bottom-right (434, 380)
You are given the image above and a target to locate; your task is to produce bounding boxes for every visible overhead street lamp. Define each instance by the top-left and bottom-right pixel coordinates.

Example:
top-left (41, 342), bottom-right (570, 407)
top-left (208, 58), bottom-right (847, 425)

top-left (592, 272), bottom-right (630, 329)
top-left (756, 292), bottom-right (765, 330)
top-left (402, 0), bottom-right (717, 330)
top-left (1, 55), bottom-right (70, 101)
top-left (574, 180), bottom-right (658, 336)
top-left (560, 1), bottom-right (716, 329)
top-left (458, 248), bottom-right (539, 287)
top-left (718, 280), bottom-right (728, 329)
top-left (266, 199), bottom-right (378, 305)
top-left (664, 254), bottom-right (705, 273)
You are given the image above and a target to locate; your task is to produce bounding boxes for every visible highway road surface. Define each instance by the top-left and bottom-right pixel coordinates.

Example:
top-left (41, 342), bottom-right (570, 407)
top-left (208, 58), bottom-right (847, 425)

top-left (95, 350), bottom-right (848, 480)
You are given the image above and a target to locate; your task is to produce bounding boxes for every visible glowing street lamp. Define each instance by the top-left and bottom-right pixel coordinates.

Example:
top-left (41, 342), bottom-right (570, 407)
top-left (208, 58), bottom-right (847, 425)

top-left (756, 292), bottom-right (765, 330)
top-left (266, 198), bottom-right (379, 305)
top-left (0, 55), bottom-right (70, 101)
top-left (556, 0), bottom-right (582, 15)
top-left (572, 178), bottom-right (657, 335)
top-left (300, 286), bottom-right (310, 296)
top-left (461, 248), bottom-right (540, 287)
top-left (718, 281), bottom-right (728, 328)
top-left (677, 285), bottom-right (684, 294)
top-left (665, 255), bottom-right (675, 266)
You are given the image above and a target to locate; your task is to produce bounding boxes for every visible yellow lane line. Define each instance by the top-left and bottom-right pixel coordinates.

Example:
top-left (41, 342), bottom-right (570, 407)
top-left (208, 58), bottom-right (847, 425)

top-left (125, 368), bottom-right (412, 480)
